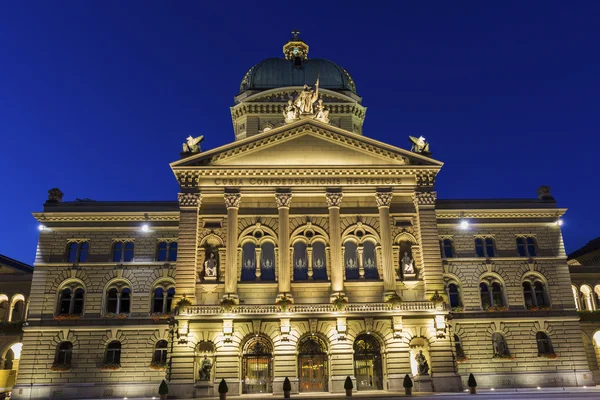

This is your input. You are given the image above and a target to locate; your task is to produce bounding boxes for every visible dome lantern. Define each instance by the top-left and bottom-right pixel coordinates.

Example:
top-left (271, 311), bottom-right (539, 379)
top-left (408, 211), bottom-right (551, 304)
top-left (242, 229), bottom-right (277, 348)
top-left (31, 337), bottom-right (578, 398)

top-left (283, 29), bottom-right (309, 65)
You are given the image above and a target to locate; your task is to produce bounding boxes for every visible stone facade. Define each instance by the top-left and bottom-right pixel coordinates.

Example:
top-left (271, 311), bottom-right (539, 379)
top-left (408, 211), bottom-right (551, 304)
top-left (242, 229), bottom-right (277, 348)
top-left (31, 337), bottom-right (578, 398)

top-left (10, 36), bottom-right (596, 399)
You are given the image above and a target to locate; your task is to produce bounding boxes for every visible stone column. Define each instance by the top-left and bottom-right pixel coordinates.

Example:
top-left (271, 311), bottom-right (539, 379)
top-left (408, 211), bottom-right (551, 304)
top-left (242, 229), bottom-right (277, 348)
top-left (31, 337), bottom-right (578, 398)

top-left (357, 245), bottom-right (365, 279)
top-left (307, 246), bottom-right (314, 280)
top-left (224, 192), bottom-right (241, 299)
top-left (176, 192), bottom-right (201, 303)
top-left (326, 192), bottom-right (344, 296)
top-left (254, 247), bottom-right (262, 281)
top-left (275, 192), bottom-right (292, 297)
top-left (376, 191), bottom-right (396, 296)
top-left (412, 192), bottom-right (445, 297)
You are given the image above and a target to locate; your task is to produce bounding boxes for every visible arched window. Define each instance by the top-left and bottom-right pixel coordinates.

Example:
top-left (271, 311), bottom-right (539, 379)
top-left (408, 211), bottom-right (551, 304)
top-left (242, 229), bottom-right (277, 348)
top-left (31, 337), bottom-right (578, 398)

top-left (572, 286), bottom-right (580, 310)
top-left (57, 287), bottom-right (85, 315)
top-left (480, 283), bottom-right (491, 309)
top-left (536, 332), bottom-right (554, 355)
top-left (152, 286), bottom-right (175, 314)
top-left (54, 341), bottom-right (73, 366)
top-left (448, 283), bottom-right (461, 308)
top-left (312, 241), bottom-right (328, 281)
top-left (59, 288), bottom-right (72, 314)
top-left (73, 288), bottom-right (84, 314)
top-left (105, 285), bottom-right (131, 315)
top-left (362, 241), bottom-right (379, 280)
top-left (523, 282), bottom-right (534, 308)
top-left (344, 241), bottom-right (359, 280)
top-left (491, 282), bottom-right (504, 306)
top-left (260, 242), bottom-right (276, 282)
top-left (11, 300), bottom-right (24, 322)
top-left (0, 301), bottom-right (8, 323)
top-left (4, 348), bottom-right (14, 369)
top-left (241, 242), bottom-right (257, 281)
top-left (157, 241), bottom-right (178, 262)
top-left (105, 341), bottom-right (121, 365)
top-left (152, 340), bottom-right (168, 364)
top-left (67, 241), bottom-right (89, 263)
top-left (454, 334), bottom-right (465, 358)
top-left (492, 333), bottom-right (509, 356)
top-left (581, 285), bottom-right (594, 311)
top-left (293, 242), bottom-right (308, 281)
top-left (440, 239), bottom-right (454, 258)
top-left (534, 282), bottom-right (548, 307)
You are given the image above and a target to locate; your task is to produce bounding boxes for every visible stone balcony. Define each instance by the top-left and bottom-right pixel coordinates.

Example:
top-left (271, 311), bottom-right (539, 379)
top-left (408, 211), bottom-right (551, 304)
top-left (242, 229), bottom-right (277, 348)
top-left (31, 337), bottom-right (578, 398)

top-left (180, 301), bottom-right (443, 317)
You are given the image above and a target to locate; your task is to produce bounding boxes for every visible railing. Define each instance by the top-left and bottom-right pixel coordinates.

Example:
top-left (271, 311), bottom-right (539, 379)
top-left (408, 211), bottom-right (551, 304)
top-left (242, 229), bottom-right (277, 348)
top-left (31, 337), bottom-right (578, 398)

top-left (182, 301), bottom-right (441, 316)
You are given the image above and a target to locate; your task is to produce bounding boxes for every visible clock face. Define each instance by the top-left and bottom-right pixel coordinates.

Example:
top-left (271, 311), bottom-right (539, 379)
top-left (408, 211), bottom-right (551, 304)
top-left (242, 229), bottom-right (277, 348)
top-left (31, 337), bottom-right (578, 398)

top-left (293, 47), bottom-right (300, 55)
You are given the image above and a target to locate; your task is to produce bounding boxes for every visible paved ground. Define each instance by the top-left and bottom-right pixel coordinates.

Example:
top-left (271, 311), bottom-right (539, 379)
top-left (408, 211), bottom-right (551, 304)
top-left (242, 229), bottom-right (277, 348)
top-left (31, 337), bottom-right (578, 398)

top-left (97, 387), bottom-right (600, 400)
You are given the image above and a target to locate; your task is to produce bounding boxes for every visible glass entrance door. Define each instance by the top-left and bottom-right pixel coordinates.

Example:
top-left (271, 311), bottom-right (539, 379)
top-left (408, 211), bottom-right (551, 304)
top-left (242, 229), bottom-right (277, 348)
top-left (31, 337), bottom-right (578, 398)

top-left (243, 355), bottom-right (272, 394)
top-left (353, 334), bottom-right (383, 390)
top-left (299, 354), bottom-right (328, 392)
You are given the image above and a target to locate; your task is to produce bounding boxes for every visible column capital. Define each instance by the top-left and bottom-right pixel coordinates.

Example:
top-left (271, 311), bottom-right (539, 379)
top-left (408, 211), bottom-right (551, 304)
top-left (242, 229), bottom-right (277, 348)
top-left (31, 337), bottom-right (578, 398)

top-left (325, 192), bottom-right (343, 208)
top-left (224, 192), bottom-right (241, 209)
top-left (412, 191), bottom-right (437, 207)
top-left (178, 192), bottom-right (201, 208)
top-left (375, 191), bottom-right (393, 208)
top-left (275, 192), bottom-right (292, 208)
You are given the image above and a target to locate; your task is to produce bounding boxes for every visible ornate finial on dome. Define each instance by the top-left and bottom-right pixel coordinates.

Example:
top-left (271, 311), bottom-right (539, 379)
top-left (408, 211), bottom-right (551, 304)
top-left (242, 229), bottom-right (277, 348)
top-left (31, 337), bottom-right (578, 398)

top-left (283, 29), bottom-right (309, 62)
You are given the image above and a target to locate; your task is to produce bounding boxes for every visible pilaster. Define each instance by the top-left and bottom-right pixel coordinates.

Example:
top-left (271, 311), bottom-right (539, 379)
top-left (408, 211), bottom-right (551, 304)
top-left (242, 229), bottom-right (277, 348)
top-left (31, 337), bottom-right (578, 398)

top-left (326, 191), bottom-right (344, 296)
top-left (375, 191), bottom-right (396, 297)
top-left (275, 192), bottom-right (292, 297)
top-left (224, 192), bottom-right (241, 299)
top-left (176, 192), bottom-right (201, 303)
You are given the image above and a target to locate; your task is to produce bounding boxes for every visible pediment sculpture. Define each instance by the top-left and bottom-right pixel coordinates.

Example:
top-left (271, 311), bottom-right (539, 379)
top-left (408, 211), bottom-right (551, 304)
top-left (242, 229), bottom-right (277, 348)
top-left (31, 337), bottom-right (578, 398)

top-left (182, 135), bottom-right (204, 153)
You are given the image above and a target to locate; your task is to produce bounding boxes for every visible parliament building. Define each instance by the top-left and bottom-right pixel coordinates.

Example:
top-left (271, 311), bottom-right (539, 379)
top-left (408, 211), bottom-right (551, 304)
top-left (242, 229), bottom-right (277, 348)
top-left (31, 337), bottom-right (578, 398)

top-left (8, 35), bottom-right (598, 399)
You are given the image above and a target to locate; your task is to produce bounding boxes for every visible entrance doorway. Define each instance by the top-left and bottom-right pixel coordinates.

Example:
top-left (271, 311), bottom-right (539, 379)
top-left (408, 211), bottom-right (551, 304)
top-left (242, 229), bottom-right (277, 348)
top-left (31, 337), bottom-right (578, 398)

top-left (242, 336), bottom-right (273, 394)
top-left (353, 334), bottom-right (383, 390)
top-left (298, 336), bottom-right (328, 392)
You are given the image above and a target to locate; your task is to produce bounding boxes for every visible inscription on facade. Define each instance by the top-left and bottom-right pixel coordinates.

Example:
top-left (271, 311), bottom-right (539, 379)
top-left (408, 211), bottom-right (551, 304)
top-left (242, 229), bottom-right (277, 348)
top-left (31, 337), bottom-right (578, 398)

top-left (213, 177), bottom-right (403, 186)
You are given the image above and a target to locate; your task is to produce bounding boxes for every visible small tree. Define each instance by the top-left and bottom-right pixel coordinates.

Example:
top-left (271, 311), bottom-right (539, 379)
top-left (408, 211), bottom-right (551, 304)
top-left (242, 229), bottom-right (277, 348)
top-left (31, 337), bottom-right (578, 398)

top-left (159, 380), bottom-right (168, 400)
top-left (219, 379), bottom-right (228, 393)
top-left (344, 376), bottom-right (353, 392)
top-left (283, 377), bottom-right (291, 392)
top-left (403, 374), bottom-right (413, 388)
top-left (468, 373), bottom-right (477, 388)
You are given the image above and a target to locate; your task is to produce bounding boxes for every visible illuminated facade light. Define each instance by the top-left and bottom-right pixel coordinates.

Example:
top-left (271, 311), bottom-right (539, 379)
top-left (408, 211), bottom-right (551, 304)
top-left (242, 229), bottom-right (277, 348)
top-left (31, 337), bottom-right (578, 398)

top-left (556, 219), bottom-right (564, 226)
top-left (38, 224), bottom-right (47, 231)
top-left (141, 224), bottom-right (150, 232)
top-left (460, 220), bottom-right (469, 230)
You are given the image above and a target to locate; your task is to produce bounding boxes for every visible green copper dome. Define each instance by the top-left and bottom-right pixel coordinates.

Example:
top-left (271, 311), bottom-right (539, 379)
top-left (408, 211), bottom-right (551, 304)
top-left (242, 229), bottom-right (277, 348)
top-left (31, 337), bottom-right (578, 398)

top-left (239, 58), bottom-right (357, 94)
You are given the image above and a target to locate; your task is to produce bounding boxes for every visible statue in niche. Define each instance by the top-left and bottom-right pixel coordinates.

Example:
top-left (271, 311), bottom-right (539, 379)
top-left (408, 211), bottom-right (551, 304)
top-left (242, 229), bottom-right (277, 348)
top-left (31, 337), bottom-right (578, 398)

top-left (204, 251), bottom-right (218, 280)
top-left (294, 78), bottom-right (319, 114)
top-left (283, 99), bottom-right (298, 123)
top-left (314, 99), bottom-right (330, 123)
top-left (415, 350), bottom-right (429, 375)
top-left (402, 252), bottom-right (414, 274)
top-left (182, 135), bottom-right (204, 153)
top-left (199, 355), bottom-right (212, 381)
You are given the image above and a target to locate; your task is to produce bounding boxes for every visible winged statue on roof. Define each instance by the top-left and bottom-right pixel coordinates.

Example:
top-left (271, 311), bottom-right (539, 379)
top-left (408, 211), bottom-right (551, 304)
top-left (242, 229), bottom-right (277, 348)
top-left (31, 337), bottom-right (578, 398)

top-left (182, 135), bottom-right (204, 153)
top-left (409, 136), bottom-right (430, 154)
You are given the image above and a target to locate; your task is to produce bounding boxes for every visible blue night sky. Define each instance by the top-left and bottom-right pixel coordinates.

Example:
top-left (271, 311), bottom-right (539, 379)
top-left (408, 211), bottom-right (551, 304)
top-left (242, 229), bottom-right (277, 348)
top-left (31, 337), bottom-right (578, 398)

top-left (1, 1), bottom-right (599, 264)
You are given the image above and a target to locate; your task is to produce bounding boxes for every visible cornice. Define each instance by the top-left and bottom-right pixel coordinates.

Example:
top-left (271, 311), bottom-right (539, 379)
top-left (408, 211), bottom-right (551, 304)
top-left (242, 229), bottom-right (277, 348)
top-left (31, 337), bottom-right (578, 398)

top-left (435, 208), bottom-right (567, 219)
top-left (33, 212), bottom-right (180, 223)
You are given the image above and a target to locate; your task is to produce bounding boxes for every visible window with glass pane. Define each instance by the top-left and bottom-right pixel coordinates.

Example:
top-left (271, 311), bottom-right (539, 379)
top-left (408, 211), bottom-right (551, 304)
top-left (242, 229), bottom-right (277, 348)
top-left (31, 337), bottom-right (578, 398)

top-left (526, 238), bottom-right (536, 257)
top-left (112, 242), bottom-right (123, 262)
top-left (480, 283), bottom-right (491, 308)
top-left (59, 289), bottom-right (72, 314)
top-left (157, 242), bottom-right (168, 261)
top-left (362, 241), bottom-right (379, 280)
top-left (153, 340), bottom-right (168, 364)
top-left (260, 242), bottom-right (276, 281)
top-left (536, 332), bottom-right (553, 355)
top-left (241, 242), bottom-right (257, 281)
top-left (475, 238), bottom-right (485, 257)
top-left (105, 341), bottom-right (121, 364)
top-left (516, 238), bottom-right (527, 257)
top-left (492, 333), bottom-right (509, 356)
top-left (448, 284), bottom-right (460, 308)
top-left (168, 242), bottom-right (178, 261)
top-left (120, 288), bottom-right (131, 313)
top-left (485, 238), bottom-right (495, 257)
top-left (293, 242), bottom-right (308, 281)
top-left (534, 282), bottom-right (547, 306)
top-left (344, 241), bottom-right (359, 280)
top-left (152, 288), bottom-right (164, 313)
top-left (73, 289), bottom-right (84, 314)
top-left (491, 282), bottom-right (504, 306)
top-left (55, 342), bottom-right (73, 366)
top-left (67, 243), bottom-right (78, 263)
top-left (443, 239), bottom-right (454, 258)
top-left (523, 282), bottom-right (534, 307)
top-left (166, 287), bottom-right (175, 312)
top-left (311, 241), bottom-right (327, 281)
top-left (454, 335), bottom-right (465, 358)
top-left (124, 242), bottom-right (134, 262)
top-left (78, 242), bottom-right (89, 262)
top-left (106, 288), bottom-right (118, 313)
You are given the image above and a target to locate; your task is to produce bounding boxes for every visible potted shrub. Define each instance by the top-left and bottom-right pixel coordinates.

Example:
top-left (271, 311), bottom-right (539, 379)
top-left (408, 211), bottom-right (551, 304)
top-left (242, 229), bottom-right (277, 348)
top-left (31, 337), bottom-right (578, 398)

top-left (344, 376), bottom-right (353, 396)
top-left (283, 376), bottom-right (291, 398)
top-left (176, 297), bottom-right (192, 313)
top-left (158, 379), bottom-right (168, 400)
top-left (403, 374), bottom-right (413, 395)
top-left (218, 378), bottom-right (228, 400)
top-left (468, 373), bottom-right (477, 394)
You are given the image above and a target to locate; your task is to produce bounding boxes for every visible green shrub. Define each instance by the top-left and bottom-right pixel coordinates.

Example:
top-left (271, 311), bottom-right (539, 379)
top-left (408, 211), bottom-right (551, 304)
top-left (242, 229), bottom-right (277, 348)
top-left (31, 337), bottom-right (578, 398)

top-left (403, 374), bottom-right (413, 388)
top-left (158, 380), bottom-right (168, 395)
top-left (468, 373), bottom-right (477, 387)
top-left (344, 376), bottom-right (353, 390)
top-left (218, 379), bottom-right (228, 393)
top-left (283, 377), bottom-right (291, 391)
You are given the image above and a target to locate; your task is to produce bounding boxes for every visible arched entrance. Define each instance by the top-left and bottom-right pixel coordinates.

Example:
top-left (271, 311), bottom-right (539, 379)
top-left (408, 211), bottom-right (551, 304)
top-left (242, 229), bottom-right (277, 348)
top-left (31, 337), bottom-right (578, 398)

top-left (353, 334), bottom-right (383, 390)
top-left (242, 336), bottom-right (273, 394)
top-left (298, 335), bottom-right (328, 392)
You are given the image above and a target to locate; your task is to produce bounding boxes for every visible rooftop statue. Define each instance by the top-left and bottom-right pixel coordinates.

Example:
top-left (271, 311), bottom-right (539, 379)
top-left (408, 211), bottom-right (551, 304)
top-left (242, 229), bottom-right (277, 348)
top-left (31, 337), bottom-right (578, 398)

top-left (314, 98), bottom-right (330, 123)
top-left (409, 135), bottom-right (430, 154)
top-left (283, 99), bottom-right (299, 123)
top-left (294, 78), bottom-right (319, 114)
top-left (182, 135), bottom-right (204, 153)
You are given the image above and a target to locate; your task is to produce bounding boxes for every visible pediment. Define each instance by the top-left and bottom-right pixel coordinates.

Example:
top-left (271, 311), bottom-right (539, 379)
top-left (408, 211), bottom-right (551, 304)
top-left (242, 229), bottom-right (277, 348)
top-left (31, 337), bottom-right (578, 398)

top-left (171, 119), bottom-right (442, 169)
